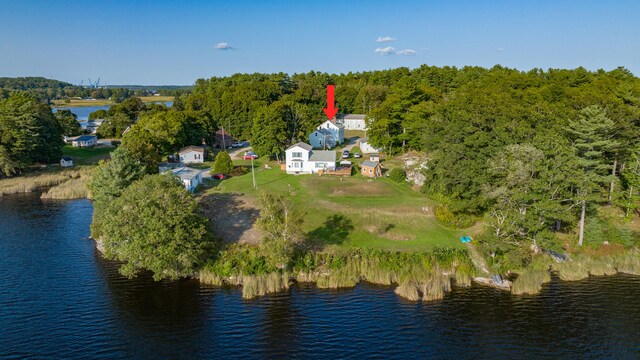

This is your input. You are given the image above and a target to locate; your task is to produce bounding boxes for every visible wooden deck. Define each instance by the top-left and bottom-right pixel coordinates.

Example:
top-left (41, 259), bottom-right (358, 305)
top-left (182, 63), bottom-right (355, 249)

top-left (319, 166), bottom-right (352, 176)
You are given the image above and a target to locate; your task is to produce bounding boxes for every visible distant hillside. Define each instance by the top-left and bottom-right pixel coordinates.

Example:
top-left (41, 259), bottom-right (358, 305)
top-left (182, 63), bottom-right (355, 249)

top-left (0, 77), bottom-right (190, 102)
top-left (0, 77), bottom-right (75, 91)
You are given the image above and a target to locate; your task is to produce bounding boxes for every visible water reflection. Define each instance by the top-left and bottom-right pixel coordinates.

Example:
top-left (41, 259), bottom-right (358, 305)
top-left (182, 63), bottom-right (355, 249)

top-left (0, 193), bottom-right (639, 359)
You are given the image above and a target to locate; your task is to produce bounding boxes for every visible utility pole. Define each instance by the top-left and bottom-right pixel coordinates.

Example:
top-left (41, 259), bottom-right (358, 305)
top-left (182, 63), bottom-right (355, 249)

top-left (221, 125), bottom-right (226, 151)
top-left (251, 156), bottom-right (257, 189)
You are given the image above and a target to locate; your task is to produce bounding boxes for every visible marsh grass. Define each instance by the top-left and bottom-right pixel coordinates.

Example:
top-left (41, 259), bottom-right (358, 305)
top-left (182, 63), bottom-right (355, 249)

top-left (511, 269), bottom-right (551, 295)
top-left (612, 251), bottom-right (640, 275)
top-left (198, 269), bottom-right (291, 298)
top-left (0, 168), bottom-right (90, 197)
top-left (241, 273), bottom-right (290, 299)
top-left (199, 246), bottom-right (477, 300)
top-left (552, 252), bottom-right (638, 281)
top-left (41, 177), bottom-right (89, 199)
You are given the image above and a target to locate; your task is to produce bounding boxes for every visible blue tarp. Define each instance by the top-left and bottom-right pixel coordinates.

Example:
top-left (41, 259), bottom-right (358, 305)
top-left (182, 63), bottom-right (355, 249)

top-left (459, 236), bottom-right (471, 243)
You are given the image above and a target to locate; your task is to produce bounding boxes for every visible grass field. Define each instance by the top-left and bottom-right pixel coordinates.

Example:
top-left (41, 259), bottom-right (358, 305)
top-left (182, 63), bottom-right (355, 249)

top-left (203, 158), bottom-right (466, 252)
top-left (52, 96), bottom-right (174, 107)
top-left (62, 145), bottom-right (115, 165)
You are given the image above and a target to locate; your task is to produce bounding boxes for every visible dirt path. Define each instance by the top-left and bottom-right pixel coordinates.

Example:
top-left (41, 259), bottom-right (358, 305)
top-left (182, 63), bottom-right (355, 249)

top-left (465, 242), bottom-right (490, 274)
top-left (198, 193), bottom-right (263, 245)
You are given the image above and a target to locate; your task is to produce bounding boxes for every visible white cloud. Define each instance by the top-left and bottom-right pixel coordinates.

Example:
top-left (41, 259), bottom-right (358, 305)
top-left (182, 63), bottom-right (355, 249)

top-left (214, 42), bottom-right (234, 50)
top-left (496, 47), bottom-right (504, 51)
top-left (375, 47), bottom-right (396, 55)
top-left (396, 49), bottom-right (416, 56)
top-left (376, 36), bottom-right (397, 43)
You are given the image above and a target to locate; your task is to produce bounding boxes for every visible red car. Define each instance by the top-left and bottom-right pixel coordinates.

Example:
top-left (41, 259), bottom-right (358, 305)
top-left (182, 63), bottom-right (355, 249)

top-left (212, 173), bottom-right (227, 180)
top-left (242, 152), bottom-right (258, 160)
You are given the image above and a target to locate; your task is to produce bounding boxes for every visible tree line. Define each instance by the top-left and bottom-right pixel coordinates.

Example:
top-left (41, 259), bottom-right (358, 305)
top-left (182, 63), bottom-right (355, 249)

top-left (0, 77), bottom-right (189, 104)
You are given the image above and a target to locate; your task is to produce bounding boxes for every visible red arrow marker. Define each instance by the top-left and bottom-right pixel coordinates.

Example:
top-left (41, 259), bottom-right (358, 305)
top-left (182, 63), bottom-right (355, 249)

top-left (323, 84), bottom-right (339, 120)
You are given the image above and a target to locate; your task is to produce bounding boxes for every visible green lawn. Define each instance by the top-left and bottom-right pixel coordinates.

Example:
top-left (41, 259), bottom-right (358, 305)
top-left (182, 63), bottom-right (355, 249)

top-left (204, 158), bottom-right (466, 252)
top-left (62, 145), bottom-right (115, 165)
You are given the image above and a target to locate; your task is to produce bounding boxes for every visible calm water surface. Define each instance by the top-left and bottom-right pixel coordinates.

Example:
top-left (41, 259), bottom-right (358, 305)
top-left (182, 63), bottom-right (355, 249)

top-left (1, 193), bottom-right (639, 359)
top-left (54, 101), bottom-right (173, 122)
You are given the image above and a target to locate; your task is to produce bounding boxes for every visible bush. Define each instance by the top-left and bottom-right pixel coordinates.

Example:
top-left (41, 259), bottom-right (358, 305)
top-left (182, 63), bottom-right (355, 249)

top-left (213, 151), bottom-right (234, 175)
top-left (389, 168), bottom-right (406, 183)
top-left (434, 204), bottom-right (477, 228)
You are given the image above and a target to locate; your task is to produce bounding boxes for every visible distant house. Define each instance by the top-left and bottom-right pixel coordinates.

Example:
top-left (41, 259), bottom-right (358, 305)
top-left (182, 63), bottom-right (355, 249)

top-left (178, 146), bottom-right (205, 164)
top-left (361, 160), bottom-right (382, 178)
top-left (60, 156), bottom-right (73, 167)
top-left (72, 135), bottom-right (97, 147)
top-left (369, 153), bottom-right (380, 162)
top-left (285, 142), bottom-right (336, 174)
top-left (358, 138), bottom-right (382, 153)
top-left (309, 120), bottom-right (344, 149)
top-left (339, 114), bottom-right (367, 130)
top-left (214, 129), bottom-right (235, 149)
top-left (85, 120), bottom-right (103, 134)
top-left (170, 167), bottom-right (204, 192)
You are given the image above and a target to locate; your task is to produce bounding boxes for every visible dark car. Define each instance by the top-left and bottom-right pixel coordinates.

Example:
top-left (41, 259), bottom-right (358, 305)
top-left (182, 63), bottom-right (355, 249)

top-left (342, 150), bottom-right (350, 158)
top-left (231, 141), bottom-right (244, 148)
top-left (212, 173), bottom-right (227, 180)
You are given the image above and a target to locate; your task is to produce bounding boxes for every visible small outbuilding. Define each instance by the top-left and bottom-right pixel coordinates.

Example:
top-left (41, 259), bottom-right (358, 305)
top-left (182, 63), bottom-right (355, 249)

top-left (72, 135), bottom-right (97, 147)
top-left (60, 156), bottom-right (74, 167)
top-left (369, 153), bottom-right (380, 162)
top-left (361, 160), bottom-right (382, 178)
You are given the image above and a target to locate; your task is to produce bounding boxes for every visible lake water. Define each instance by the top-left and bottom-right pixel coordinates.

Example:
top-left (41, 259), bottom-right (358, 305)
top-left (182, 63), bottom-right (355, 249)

top-left (1, 193), bottom-right (639, 359)
top-left (53, 101), bottom-right (173, 122)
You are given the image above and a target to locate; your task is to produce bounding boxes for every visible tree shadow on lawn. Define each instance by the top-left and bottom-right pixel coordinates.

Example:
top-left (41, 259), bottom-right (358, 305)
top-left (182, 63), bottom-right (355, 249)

top-left (198, 193), bottom-right (262, 244)
top-left (305, 214), bottom-right (354, 250)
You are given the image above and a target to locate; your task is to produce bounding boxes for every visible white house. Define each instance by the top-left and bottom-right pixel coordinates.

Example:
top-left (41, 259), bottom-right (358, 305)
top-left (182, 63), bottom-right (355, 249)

top-left (178, 146), bottom-right (205, 164)
top-left (339, 114), bottom-right (367, 130)
top-left (358, 138), bottom-right (383, 153)
top-left (309, 120), bottom-right (344, 149)
top-left (285, 142), bottom-right (337, 174)
top-left (60, 156), bottom-right (73, 167)
top-left (170, 167), bottom-right (204, 192)
top-left (72, 135), bottom-right (97, 147)
top-left (309, 128), bottom-right (337, 149)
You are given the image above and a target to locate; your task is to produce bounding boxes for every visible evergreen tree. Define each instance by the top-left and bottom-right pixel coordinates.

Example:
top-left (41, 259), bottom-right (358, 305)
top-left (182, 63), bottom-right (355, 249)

top-left (213, 151), bottom-right (234, 174)
top-left (567, 105), bottom-right (620, 245)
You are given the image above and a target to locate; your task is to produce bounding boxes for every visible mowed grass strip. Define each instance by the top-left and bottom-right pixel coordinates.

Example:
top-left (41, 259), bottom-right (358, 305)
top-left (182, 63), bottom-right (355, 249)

top-left (204, 159), bottom-right (464, 252)
top-left (62, 145), bottom-right (115, 165)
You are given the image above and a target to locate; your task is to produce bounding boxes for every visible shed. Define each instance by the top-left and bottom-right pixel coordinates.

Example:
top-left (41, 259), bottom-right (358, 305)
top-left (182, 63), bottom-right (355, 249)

top-left (369, 153), bottom-right (380, 162)
top-left (361, 160), bottom-right (382, 178)
top-left (60, 156), bottom-right (73, 167)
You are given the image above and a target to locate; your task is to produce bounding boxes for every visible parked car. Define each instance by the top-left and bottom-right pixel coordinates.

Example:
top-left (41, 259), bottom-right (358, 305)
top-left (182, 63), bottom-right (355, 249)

top-left (353, 152), bottom-right (362, 158)
top-left (242, 151), bottom-right (259, 160)
top-left (212, 173), bottom-right (227, 180)
top-left (342, 150), bottom-right (350, 159)
top-left (231, 141), bottom-right (244, 148)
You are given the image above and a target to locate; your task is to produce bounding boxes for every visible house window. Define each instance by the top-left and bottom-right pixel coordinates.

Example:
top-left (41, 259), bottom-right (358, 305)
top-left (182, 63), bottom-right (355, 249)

top-left (315, 163), bottom-right (326, 168)
top-left (293, 162), bottom-right (300, 168)
top-left (369, 169), bottom-right (372, 173)
top-left (292, 152), bottom-right (302, 158)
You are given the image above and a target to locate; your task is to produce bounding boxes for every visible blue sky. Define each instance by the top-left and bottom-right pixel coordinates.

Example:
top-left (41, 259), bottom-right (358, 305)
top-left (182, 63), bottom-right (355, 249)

top-left (1, 0), bottom-right (638, 85)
